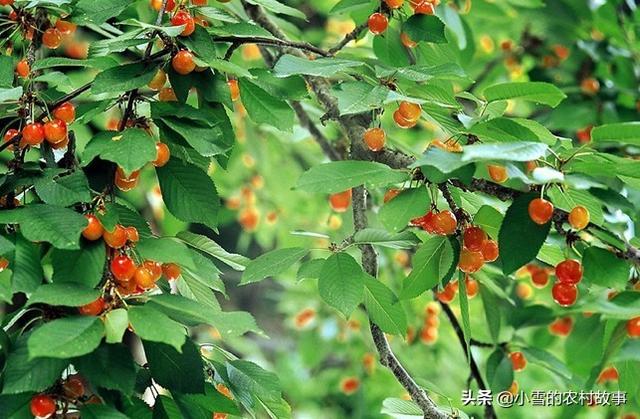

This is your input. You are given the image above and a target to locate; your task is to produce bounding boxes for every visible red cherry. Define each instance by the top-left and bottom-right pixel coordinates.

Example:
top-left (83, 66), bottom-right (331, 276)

top-left (509, 351), bottom-right (527, 372)
top-left (463, 226), bottom-right (487, 252)
top-left (398, 102), bottom-right (422, 122)
top-left (481, 240), bottom-right (499, 262)
top-left (78, 297), bottom-right (106, 316)
top-left (552, 282), bottom-right (578, 307)
top-left (435, 282), bottom-right (457, 303)
top-left (143, 260), bottom-right (163, 281)
top-left (16, 59), bottom-right (30, 78)
top-left (528, 198), bottom-right (554, 225)
top-left (111, 254), bottom-right (136, 283)
top-left (3, 128), bottom-right (19, 149)
top-left (171, 10), bottom-right (195, 37)
top-left (458, 248), bottom-right (484, 274)
top-left (153, 142), bottom-right (170, 167)
top-left (465, 276), bottom-right (479, 298)
top-left (55, 20), bottom-right (77, 37)
top-left (627, 317), bottom-right (640, 338)
top-left (555, 259), bottom-right (582, 285)
top-left (53, 102), bottom-right (76, 124)
top-left (531, 269), bottom-right (549, 288)
top-left (134, 266), bottom-right (155, 289)
top-left (43, 119), bottom-right (68, 144)
top-left (22, 123), bottom-right (45, 146)
top-left (549, 317), bottom-right (573, 337)
top-left (125, 226), bottom-right (139, 243)
top-left (368, 13), bottom-right (388, 35)
top-left (30, 394), bottom-right (56, 418)
top-left (411, 211), bottom-right (437, 233)
top-left (329, 190), bottom-right (352, 213)
top-left (62, 375), bottom-right (85, 399)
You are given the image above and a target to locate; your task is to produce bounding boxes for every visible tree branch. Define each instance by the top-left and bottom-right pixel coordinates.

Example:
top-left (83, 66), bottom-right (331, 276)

top-left (440, 302), bottom-right (496, 419)
top-left (214, 35), bottom-right (330, 57)
top-left (327, 22), bottom-right (367, 55)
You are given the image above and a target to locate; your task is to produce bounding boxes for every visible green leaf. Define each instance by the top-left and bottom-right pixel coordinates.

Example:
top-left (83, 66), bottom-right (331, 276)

top-left (32, 57), bottom-right (118, 71)
top-left (379, 187), bottom-right (430, 232)
top-left (239, 79), bottom-right (294, 132)
top-left (591, 122), bottom-right (640, 146)
top-left (318, 252), bottom-right (364, 317)
top-left (400, 236), bottom-right (454, 300)
top-left (0, 56), bottom-right (13, 88)
top-left (76, 0), bottom-right (132, 23)
top-left (461, 142), bottom-right (548, 162)
top-left (135, 237), bottom-right (197, 270)
top-left (273, 54), bottom-right (362, 77)
top-left (241, 247), bottom-right (308, 285)
top-left (156, 159), bottom-right (219, 229)
top-left (11, 235), bottom-right (43, 295)
top-left (297, 161), bottom-right (408, 193)
top-left (522, 347), bottom-right (573, 381)
top-left (245, 0), bottom-right (307, 19)
top-left (84, 129), bottom-right (157, 175)
top-left (0, 205), bottom-right (87, 250)
top-left (498, 193), bottom-right (551, 275)
top-left (104, 309), bottom-right (128, 344)
top-left (74, 344), bottom-right (136, 394)
top-left (479, 284), bottom-right (501, 343)
top-left (34, 170), bottom-right (92, 207)
top-left (81, 405), bottom-right (130, 419)
top-left (174, 385), bottom-right (240, 416)
top-left (1, 334), bottom-right (67, 394)
top-left (333, 82), bottom-right (389, 116)
top-left (128, 305), bottom-right (186, 351)
top-left (0, 393), bottom-right (31, 418)
top-left (457, 273), bottom-right (471, 357)
top-left (565, 316), bottom-right (604, 376)
top-left (51, 241), bottom-right (106, 287)
top-left (547, 188), bottom-right (604, 225)
top-left (177, 231), bottom-right (249, 270)
top-left (473, 206), bottom-right (503, 240)
top-left (28, 283), bottom-right (100, 307)
top-left (352, 229), bottom-right (420, 249)
top-left (483, 82), bottom-right (567, 107)
top-left (92, 63), bottom-right (158, 95)
top-left (28, 316), bottom-right (104, 359)
top-left (583, 247), bottom-right (630, 289)
top-left (486, 350), bottom-right (514, 392)
top-left (363, 276), bottom-right (407, 335)
top-left (403, 14), bottom-right (447, 43)
top-left (153, 395), bottom-right (182, 419)
top-left (144, 339), bottom-right (205, 394)
top-left (297, 259), bottom-right (325, 281)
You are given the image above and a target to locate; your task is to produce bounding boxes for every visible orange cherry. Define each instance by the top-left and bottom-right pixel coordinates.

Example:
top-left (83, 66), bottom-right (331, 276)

top-left (3, 128), bottom-right (19, 150)
top-left (192, 0), bottom-right (207, 4)
top-left (143, 260), bottom-right (163, 281)
top-left (150, 0), bottom-right (176, 12)
top-left (134, 266), bottom-right (155, 289)
top-left (463, 226), bottom-right (487, 252)
top-left (148, 69), bottom-right (167, 90)
top-left (55, 20), bottom-right (77, 37)
top-left (228, 79), bottom-right (240, 101)
top-left (16, 59), bottom-right (29, 78)
top-left (125, 226), bottom-right (139, 243)
top-left (531, 269), bottom-right (549, 288)
top-left (239, 207), bottom-right (259, 231)
top-left (384, 0), bottom-right (404, 8)
top-left (329, 189), bottom-right (352, 213)
top-left (411, 211), bottom-right (437, 233)
top-left (432, 210), bottom-right (457, 235)
top-left (552, 282), bottom-right (578, 307)
top-left (22, 122), bottom-right (45, 146)
top-left (528, 198), bottom-right (554, 225)
top-left (172, 50), bottom-right (196, 75)
top-left (42, 28), bottom-right (63, 49)
top-left (153, 142), bottom-right (170, 167)
top-left (114, 167), bottom-right (140, 192)
top-left (420, 326), bottom-right (438, 345)
top-left (393, 109), bottom-right (417, 129)
top-left (568, 206), bottom-right (589, 230)
top-left (363, 128), bottom-right (385, 152)
top-left (481, 240), bottom-right (499, 262)
top-left (78, 297), bottom-right (106, 316)
top-left (103, 224), bottom-right (127, 249)
top-left (383, 188), bottom-right (400, 203)
top-left (53, 101), bottom-right (76, 124)
top-left (158, 87), bottom-right (178, 102)
top-left (436, 281), bottom-right (457, 304)
top-left (580, 77), bottom-right (600, 95)
top-left (43, 119), bottom-right (67, 144)
top-left (400, 33), bottom-right (417, 48)
top-left (510, 351), bottom-right (527, 372)
top-left (82, 214), bottom-right (104, 241)
top-left (458, 248), bottom-right (484, 274)
top-left (64, 40), bottom-right (89, 59)
top-left (596, 366), bottom-right (619, 384)
top-left (413, 1), bottom-right (435, 14)
top-left (465, 276), bottom-right (479, 298)
top-left (398, 101), bottom-right (421, 121)
top-left (368, 13), bottom-right (388, 35)
top-left (162, 262), bottom-right (181, 280)
top-left (577, 125), bottom-right (592, 144)
top-left (488, 164), bottom-right (508, 183)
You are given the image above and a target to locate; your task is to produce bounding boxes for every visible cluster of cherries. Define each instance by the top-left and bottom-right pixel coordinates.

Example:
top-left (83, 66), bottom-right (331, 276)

top-left (362, 101), bottom-right (422, 153)
top-left (81, 213), bottom-right (181, 312)
top-left (3, 101), bottom-right (75, 151)
top-left (367, 0), bottom-right (440, 37)
top-left (29, 375), bottom-right (96, 419)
